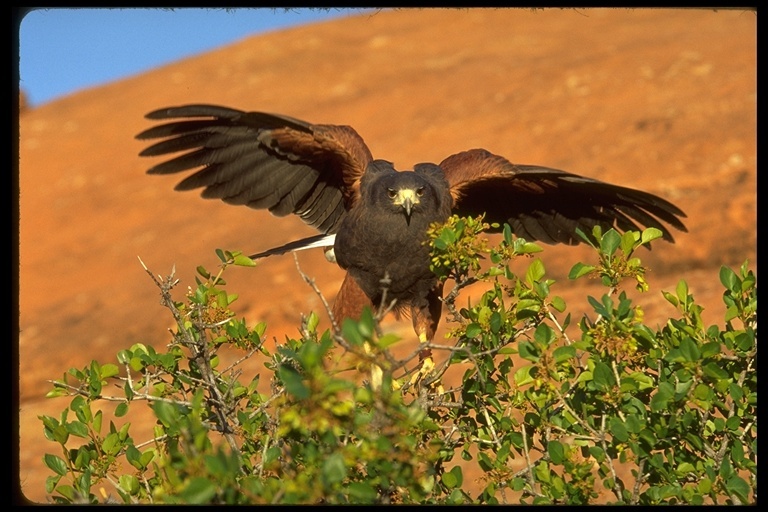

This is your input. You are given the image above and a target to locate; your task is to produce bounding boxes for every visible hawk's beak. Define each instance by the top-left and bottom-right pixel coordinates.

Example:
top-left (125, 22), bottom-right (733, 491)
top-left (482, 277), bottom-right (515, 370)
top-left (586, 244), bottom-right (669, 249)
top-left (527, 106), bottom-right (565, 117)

top-left (393, 188), bottom-right (419, 219)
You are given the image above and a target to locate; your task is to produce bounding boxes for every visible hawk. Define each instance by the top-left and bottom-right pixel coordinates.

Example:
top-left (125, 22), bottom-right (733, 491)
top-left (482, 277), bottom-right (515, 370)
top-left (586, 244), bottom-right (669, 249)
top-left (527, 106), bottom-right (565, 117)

top-left (137, 104), bottom-right (687, 342)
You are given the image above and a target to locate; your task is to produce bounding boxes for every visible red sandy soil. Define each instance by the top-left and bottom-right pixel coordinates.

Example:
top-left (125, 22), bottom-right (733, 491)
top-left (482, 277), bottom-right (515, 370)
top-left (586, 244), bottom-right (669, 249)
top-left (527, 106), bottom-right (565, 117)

top-left (17, 8), bottom-right (756, 503)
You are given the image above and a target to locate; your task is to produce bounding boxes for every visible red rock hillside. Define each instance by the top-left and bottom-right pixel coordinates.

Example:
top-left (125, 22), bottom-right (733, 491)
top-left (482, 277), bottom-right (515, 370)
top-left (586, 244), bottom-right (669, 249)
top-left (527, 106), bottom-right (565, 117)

top-left (17, 8), bottom-right (756, 503)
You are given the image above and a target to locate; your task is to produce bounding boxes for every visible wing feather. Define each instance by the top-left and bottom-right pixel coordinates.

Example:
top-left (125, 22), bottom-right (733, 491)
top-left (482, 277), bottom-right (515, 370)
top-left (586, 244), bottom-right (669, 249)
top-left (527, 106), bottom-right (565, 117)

top-left (137, 104), bottom-right (373, 234)
top-left (440, 149), bottom-right (687, 244)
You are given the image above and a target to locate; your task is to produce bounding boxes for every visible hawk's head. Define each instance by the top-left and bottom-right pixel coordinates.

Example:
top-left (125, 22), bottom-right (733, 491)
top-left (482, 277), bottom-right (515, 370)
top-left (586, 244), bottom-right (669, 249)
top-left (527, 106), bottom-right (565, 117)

top-left (361, 160), bottom-right (452, 225)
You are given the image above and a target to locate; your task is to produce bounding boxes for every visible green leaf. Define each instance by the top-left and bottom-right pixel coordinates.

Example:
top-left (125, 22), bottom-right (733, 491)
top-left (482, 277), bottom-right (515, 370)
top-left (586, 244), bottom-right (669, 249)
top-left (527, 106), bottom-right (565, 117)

top-left (731, 438), bottom-right (745, 464)
top-left (465, 323), bottom-right (482, 339)
top-left (518, 341), bottom-right (539, 362)
top-left (477, 452), bottom-right (494, 472)
top-left (552, 345), bottom-right (576, 363)
top-left (119, 474), bottom-right (140, 495)
top-left (129, 356), bottom-right (145, 372)
top-left (65, 421), bottom-right (89, 438)
top-left (638, 428), bottom-right (658, 457)
top-left (89, 361), bottom-right (103, 396)
top-left (442, 465), bottom-right (464, 489)
top-left (39, 415), bottom-right (59, 434)
top-left (525, 258), bottom-right (546, 285)
top-left (592, 361), bottom-right (615, 390)
top-left (74, 446), bottom-right (92, 469)
top-left (588, 295), bottom-right (611, 319)
top-left (702, 362), bottom-right (729, 380)
top-left (610, 417), bottom-right (629, 442)
top-left (263, 445), bottom-right (281, 466)
top-left (44, 453), bottom-right (68, 476)
top-left (45, 387), bottom-right (69, 399)
top-left (520, 241), bottom-right (543, 254)
top-left (152, 400), bottom-right (181, 428)
top-left (126, 445), bottom-right (142, 469)
top-left (321, 452), bottom-right (347, 486)
top-left (600, 229), bottom-right (621, 257)
top-left (102, 432), bottom-right (121, 455)
top-left (54, 484), bottom-right (76, 502)
top-left (626, 371), bottom-right (655, 391)
top-left (547, 441), bottom-right (565, 464)
top-left (719, 265), bottom-right (740, 292)
top-left (45, 475), bottom-right (60, 495)
top-left (377, 333), bottom-right (401, 349)
top-left (304, 311), bottom-right (320, 333)
top-left (650, 382), bottom-right (675, 412)
top-left (679, 337), bottom-right (701, 362)
top-left (214, 289), bottom-right (229, 308)
top-left (513, 365), bottom-right (536, 387)
top-left (114, 402), bottom-right (129, 418)
top-left (640, 227), bottom-right (663, 245)
top-left (51, 424), bottom-right (69, 444)
top-left (119, 421), bottom-right (132, 442)
top-left (576, 369), bottom-right (593, 385)
top-left (550, 295), bottom-right (566, 312)
top-left (278, 365), bottom-right (310, 400)
top-left (180, 477), bottom-right (217, 504)
top-left (100, 363), bottom-right (119, 379)
top-left (233, 252), bottom-right (257, 266)
top-left (620, 230), bottom-right (639, 255)
top-left (676, 462), bottom-right (695, 475)
top-left (725, 475), bottom-right (751, 503)
top-left (93, 410), bottom-right (103, 435)
top-left (341, 318), bottom-right (365, 346)
top-left (727, 382), bottom-right (744, 402)
top-left (625, 414), bottom-right (643, 434)
top-left (662, 290), bottom-right (679, 307)
top-left (568, 262), bottom-right (595, 280)
top-left (139, 449), bottom-right (155, 469)
top-left (534, 324), bottom-right (556, 348)
top-left (70, 394), bottom-right (86, 414)
top-left (502, 222), bottom-right (513, 244)
top-left (489, 311), bottom-right (503, 334)
top-left (347, 482), bottom-right (378, 502)
top-left (701, 341), bottom-right (721, 359)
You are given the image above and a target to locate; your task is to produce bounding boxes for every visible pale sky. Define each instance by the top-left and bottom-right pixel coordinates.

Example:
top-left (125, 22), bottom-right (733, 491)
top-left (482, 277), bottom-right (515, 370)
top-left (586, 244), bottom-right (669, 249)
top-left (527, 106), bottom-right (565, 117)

top-left (17, 7), bottom-right (369, 107)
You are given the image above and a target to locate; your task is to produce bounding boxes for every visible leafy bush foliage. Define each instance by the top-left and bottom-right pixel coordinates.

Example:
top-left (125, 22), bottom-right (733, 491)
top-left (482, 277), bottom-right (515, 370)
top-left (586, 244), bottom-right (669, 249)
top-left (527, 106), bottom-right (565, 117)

top-left (40, 220), bottom-right (756, 504)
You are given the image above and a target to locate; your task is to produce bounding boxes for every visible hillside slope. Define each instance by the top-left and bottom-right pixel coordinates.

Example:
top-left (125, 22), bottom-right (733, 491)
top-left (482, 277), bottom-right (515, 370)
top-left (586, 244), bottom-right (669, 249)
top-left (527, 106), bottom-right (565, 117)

top-left (17, 8), bottom-right (756, 502)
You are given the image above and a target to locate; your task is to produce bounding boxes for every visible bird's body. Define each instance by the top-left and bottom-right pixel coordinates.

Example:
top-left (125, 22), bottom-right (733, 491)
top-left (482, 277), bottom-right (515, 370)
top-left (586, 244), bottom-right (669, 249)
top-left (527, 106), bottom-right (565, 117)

top-left (334, 162), bottom-right (453, 338)
top-left (137, 104), bottom-right (687, 342)
top-left (334, 163), bottom-right (452, 306)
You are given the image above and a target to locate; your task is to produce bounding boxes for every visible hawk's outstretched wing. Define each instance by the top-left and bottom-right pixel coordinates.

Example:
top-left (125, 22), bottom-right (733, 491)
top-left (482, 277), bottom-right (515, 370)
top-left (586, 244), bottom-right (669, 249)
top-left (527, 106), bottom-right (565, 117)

top-left (441, 149), bottom-right (687, 245)
top-left (137, 104), bottom-right (373, 234)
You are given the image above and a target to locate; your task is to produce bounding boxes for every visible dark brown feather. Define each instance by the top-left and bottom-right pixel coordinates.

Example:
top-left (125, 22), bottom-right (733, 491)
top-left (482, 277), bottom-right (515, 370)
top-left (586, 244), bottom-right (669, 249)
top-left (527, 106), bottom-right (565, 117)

top-left (136, 104), bottom-right (373, 234)
top-left (441, 149), bottom-right (687, 244)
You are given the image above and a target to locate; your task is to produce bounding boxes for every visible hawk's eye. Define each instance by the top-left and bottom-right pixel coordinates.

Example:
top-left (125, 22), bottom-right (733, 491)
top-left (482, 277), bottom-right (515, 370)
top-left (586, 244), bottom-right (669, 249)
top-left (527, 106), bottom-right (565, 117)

top-left (416, 187), bottom-right (425, 197)
top-left (387, 188), bottom-right (397, 198)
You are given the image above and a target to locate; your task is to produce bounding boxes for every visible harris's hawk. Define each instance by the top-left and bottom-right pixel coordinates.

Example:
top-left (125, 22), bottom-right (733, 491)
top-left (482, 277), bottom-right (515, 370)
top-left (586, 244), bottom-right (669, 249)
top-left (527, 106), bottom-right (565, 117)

top-left (136, 104), bottom-right (687, 342)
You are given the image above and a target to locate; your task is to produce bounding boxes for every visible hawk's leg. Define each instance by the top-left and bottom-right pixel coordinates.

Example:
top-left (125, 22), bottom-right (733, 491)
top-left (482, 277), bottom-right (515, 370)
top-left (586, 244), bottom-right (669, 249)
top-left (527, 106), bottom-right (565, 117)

top-left (409, 282), bottom-right (445, 393)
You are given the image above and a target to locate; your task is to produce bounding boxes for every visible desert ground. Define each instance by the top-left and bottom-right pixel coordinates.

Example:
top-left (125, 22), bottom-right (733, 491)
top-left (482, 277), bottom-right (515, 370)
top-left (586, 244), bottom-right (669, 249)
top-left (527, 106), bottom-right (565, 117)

top-left (17, 8), bottom-right (755, 503)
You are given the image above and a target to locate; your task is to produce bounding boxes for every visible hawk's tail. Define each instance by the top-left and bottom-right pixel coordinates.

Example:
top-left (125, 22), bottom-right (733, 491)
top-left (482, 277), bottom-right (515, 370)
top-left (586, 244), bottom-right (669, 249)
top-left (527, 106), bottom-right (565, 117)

top-left (248, 233), bottom-right (337, 260)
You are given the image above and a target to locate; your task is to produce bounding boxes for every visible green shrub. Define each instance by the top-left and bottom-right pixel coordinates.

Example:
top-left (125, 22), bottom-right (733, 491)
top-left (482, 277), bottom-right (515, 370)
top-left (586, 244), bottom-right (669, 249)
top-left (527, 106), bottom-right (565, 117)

top-left (40, 220), bottom-right (756, 504)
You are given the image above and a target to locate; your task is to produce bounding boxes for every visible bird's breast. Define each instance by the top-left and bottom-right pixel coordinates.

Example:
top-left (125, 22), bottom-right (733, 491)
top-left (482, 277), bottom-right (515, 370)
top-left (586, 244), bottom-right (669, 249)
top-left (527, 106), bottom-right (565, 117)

top-left (334, 210), bottom-right (442, 302)
top-left (336, 209), bottom-right (437, 258)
